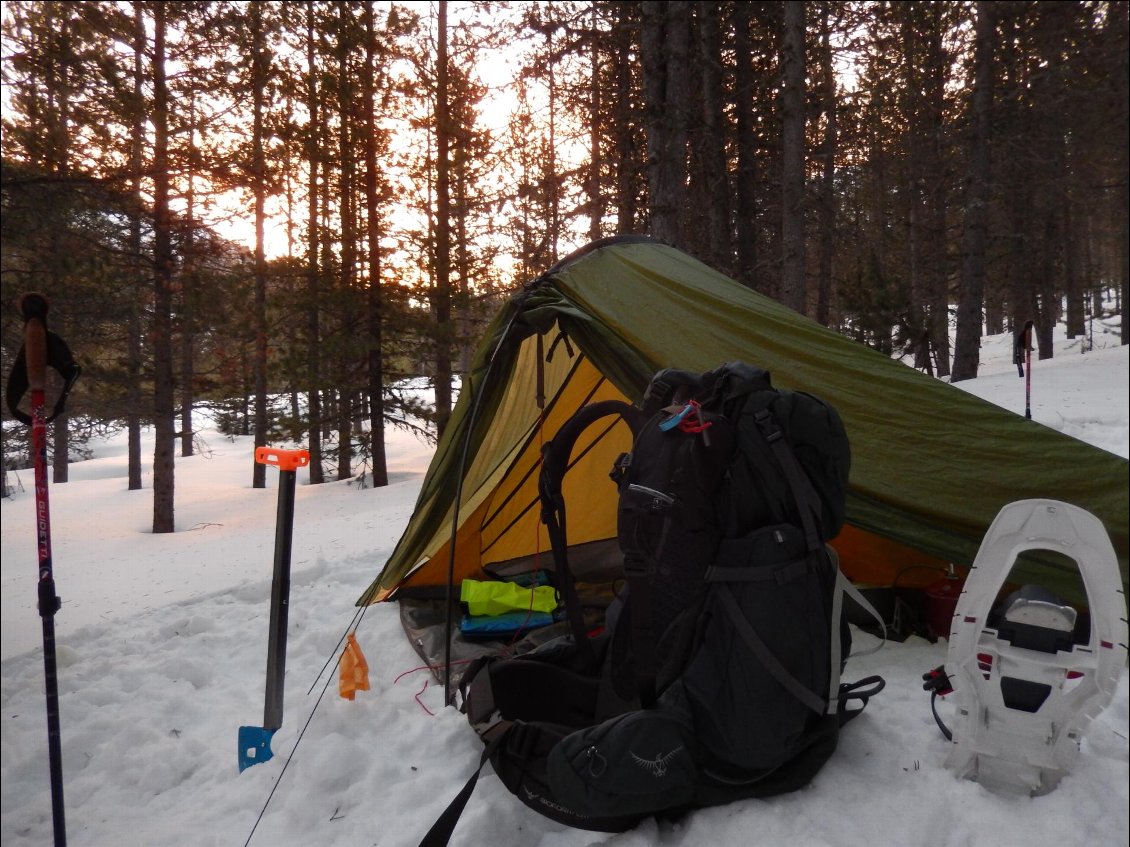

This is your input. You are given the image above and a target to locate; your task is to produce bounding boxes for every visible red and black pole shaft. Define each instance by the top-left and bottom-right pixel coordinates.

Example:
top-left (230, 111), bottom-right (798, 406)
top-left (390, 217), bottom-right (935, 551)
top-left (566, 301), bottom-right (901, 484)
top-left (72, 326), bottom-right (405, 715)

top-left (22, 292), bottom-right (68, 847)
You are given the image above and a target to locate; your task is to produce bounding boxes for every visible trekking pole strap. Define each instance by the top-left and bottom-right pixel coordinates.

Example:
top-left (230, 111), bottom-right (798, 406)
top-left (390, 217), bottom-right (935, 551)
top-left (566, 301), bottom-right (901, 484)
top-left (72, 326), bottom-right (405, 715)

top-left (5, 300), bottom-right (80, 426)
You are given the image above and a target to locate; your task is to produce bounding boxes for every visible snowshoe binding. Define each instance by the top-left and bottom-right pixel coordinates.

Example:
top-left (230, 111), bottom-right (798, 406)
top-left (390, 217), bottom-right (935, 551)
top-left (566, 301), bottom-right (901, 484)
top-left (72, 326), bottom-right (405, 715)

top-left (939, 499), bottom-right (1127, 795)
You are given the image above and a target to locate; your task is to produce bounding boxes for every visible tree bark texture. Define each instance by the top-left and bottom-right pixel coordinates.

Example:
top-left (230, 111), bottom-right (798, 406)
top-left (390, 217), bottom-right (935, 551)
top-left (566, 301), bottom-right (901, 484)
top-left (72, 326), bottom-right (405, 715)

top-left (952, 2), bottom-right (996, 382)
top-left (151, 1), bottom-right (176, 532)
top-left (780, 1), bottom-right (807, 314)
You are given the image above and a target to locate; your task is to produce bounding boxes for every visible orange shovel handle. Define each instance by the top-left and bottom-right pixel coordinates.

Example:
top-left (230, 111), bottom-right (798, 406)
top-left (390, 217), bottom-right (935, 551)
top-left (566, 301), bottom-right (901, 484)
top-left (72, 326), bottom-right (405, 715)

top-left (255, 446), bottom-right (310, 472)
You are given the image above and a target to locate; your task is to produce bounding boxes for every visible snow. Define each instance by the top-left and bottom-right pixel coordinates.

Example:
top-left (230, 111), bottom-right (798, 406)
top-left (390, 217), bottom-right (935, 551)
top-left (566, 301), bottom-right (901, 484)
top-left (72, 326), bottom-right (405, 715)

top-left (2, 324), bottom-right (1128, 847)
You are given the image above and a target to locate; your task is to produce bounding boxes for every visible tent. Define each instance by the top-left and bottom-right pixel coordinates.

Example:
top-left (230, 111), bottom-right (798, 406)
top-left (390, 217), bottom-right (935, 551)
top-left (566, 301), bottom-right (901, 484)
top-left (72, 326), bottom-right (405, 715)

top-left (362, 236), bottom-right (1129, 617)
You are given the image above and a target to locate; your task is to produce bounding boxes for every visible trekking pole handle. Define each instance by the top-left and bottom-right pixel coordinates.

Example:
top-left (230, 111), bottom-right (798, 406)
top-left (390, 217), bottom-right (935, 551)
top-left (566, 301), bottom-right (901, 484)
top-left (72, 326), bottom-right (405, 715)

top-left (21, 293), bottom-right (50, 392)
top-left (255, 446), bottom-right (310, 472)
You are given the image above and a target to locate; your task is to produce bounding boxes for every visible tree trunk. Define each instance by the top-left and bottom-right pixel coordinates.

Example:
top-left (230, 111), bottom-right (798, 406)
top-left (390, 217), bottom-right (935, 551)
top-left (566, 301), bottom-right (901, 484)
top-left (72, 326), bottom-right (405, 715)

top-left (127, 1), bottom-right (145, 493)
top-left (815, 5), bottom-right (837, 327)
top-left (336, 5), bottom-right (355, 481)
top-left (51, 413), bottom-right (68, 483)
top-left (433, 0), bottom-right (454, 439)
top-left (587, 4), bottom-right (604, 243)
top-left (613, 2), bottom-right (636, 235)
top-left (251, 1), bottom-right (269, 489)
top-left (1036, 211), bottom-right (1057, 359)
top-left (1063, 184), bottom-right (1084, 339)
top-left (1114, 2), bottom-right (1129, 344)
top-left (641, 1), bottom-right (690, 246)
top-left (364, 1), bottom-right (388, 488)
top-left (180, 94), bottom-right (197, 459)
top-left (51, 318), bottom-right (69, 483)
top-left (902, 11), bottom-right (928, 371)
top-left (697, 0), bottom-right (730, 272)
top-left (151, 1), bottom-right (176, 532)
top-left (952, 2), bottom-right (996, 382)
top-left (305, 5), bottom-right (325, 484)
top-left (733, 1), bottom-right (757, 289)
top-left (545, 30), bottom-right (560, 264)
top-left (780, 1), bottom-right (807, 314)
top-left (924, 8), bottom-right (951, 376)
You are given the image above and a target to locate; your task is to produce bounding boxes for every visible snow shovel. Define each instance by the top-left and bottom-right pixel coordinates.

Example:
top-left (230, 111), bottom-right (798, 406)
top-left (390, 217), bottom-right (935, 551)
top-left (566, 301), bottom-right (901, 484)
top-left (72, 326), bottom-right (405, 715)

top-left (239, 446), bottom-right (310, 773)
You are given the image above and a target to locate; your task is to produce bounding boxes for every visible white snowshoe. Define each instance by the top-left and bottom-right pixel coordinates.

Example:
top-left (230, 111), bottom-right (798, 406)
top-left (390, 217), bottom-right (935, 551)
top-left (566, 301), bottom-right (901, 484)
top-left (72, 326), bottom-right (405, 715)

top-left (941, 499), bottom-right (1128, 795)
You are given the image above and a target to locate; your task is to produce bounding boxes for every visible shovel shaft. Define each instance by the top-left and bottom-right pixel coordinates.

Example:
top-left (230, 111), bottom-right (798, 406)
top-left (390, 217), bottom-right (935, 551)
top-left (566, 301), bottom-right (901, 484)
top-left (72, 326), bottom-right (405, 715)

top-left (262, 466), bottom-right (298, 729)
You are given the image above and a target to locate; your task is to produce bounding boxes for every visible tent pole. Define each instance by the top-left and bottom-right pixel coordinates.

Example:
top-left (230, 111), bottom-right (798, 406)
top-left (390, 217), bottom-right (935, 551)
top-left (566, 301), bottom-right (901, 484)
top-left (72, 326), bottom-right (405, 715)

top-left (442, 313), bottom-right (522, 706)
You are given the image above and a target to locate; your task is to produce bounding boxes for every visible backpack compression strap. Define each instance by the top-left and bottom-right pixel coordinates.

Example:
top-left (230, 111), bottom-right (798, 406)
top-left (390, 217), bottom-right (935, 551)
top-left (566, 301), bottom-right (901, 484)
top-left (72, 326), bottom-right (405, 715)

top-left (749, 405), bottom-right (825, 552)
top-left (724, 401), bottom-right (886, 715)
top-left (539, 400), bottom-right (642, 665)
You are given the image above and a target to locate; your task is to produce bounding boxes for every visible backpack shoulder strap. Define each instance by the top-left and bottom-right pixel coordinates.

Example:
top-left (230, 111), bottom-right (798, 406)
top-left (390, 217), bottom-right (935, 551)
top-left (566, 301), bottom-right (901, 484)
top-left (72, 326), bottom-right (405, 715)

top-left (539, 400), bottom-right (642, 664)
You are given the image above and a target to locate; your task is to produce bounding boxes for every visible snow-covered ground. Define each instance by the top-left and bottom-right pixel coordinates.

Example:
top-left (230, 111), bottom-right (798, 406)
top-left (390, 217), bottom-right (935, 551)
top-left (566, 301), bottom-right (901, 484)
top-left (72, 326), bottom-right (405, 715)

top-left (2, 320), bottom-right (1127, 847)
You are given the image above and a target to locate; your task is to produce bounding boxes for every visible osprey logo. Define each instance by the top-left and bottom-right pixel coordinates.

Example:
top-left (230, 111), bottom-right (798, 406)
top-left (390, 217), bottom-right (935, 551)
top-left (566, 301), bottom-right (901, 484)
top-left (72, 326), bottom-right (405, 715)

top-left (522, 787), bottom-right (584, 818)
top-left (630, 745), bottom-right (684, 778)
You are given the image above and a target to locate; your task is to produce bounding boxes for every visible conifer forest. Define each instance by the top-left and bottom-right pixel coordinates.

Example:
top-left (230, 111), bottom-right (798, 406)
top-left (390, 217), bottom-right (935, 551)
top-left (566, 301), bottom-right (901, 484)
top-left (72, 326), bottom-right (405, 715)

top-left (2, 2), bottom-right (1127, 531)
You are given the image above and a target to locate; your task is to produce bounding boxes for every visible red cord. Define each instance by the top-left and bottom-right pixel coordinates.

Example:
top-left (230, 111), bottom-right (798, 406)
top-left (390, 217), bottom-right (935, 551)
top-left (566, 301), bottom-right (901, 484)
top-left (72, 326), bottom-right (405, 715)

top-left (414, 679), bottom-right (434, 716)
top-left (677, 399), bottom-right (713, 434)
top-left (394, 659), bottom-right (474, 687)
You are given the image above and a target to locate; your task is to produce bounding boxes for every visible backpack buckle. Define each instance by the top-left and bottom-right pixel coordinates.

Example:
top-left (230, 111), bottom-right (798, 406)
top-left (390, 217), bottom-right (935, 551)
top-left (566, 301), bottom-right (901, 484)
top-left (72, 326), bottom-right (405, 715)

top-left (626, 483), bottom-right (674, 510)
top-left (610, 452), bottom-right (632, 487)
top-left (475, 714), bottom-right (512, 742)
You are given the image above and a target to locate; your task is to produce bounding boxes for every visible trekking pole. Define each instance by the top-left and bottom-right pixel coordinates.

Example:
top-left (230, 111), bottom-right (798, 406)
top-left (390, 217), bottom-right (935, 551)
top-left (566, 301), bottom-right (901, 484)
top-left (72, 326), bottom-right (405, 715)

top-left (1013, 320), bottom-right (1034, 419)
top-left (239, 446), bottom-right (310, 772)
top-left (1022, 321), bottom-right (1033, 420)
top-left (17, 294), bottom-right (69, 846)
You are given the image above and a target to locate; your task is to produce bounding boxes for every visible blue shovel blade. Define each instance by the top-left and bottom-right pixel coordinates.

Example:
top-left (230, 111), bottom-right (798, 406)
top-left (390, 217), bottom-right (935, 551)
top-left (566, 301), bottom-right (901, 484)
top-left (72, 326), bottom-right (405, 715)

top-left (238, 725), bottom-right (278, 772)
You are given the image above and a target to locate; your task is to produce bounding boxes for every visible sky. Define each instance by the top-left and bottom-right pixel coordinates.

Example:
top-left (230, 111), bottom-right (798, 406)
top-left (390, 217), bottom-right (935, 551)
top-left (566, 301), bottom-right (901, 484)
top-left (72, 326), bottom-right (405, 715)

top-left (1, 318), bottom-right (1127, 847)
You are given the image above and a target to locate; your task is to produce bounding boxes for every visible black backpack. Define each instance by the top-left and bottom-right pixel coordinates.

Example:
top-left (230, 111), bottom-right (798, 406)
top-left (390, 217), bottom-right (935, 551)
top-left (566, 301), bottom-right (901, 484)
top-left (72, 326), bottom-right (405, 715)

top-left (420, 363), bottom-right (885, 844)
